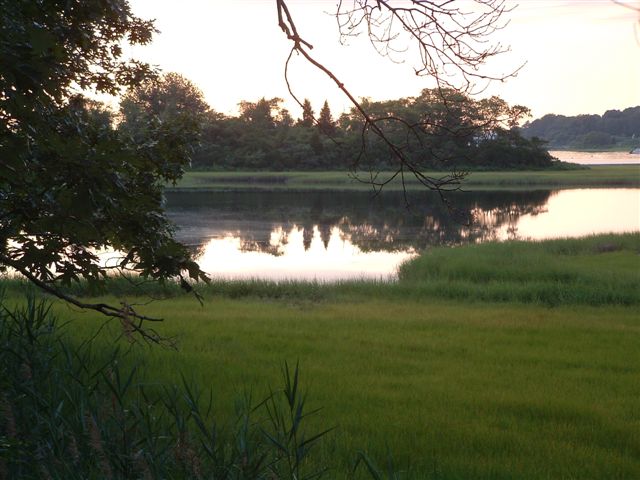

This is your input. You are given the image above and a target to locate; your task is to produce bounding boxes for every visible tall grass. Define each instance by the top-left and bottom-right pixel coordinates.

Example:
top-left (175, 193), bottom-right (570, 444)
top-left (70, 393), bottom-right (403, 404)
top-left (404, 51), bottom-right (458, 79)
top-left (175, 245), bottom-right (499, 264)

top-left (3, 233), bottom-right (635, 308)
top-left (1, 292), bottom-right (394, 479)
top-left (172, 167), bottom-right (640, 192)
top-left (398, 233), bottom-right (640, 306)
top-left (1, 235), bottom-right (639, 478)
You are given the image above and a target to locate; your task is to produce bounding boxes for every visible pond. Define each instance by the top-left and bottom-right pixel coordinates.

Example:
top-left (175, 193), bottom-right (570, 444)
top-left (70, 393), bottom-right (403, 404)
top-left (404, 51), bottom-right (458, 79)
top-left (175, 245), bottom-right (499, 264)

top-left (165, 188), bottom-right (640, 281)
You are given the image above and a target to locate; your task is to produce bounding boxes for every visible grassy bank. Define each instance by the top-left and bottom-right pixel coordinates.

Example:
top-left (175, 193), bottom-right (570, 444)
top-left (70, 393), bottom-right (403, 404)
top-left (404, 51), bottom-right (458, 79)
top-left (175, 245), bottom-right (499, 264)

top-left (171, 165), bottom-right (640, 192)
top-left (2, 234), bottom-right (640, 478)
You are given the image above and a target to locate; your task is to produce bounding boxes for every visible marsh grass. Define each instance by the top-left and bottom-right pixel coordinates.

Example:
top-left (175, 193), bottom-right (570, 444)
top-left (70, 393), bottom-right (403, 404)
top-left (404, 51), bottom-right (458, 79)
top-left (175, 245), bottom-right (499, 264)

top-left (397, 233), bottom-right (640, 306)
top-left (57, 295), bottom-right (640, 479)
top-left (2, 234), bottom-right (639, 478)
top-left (172, 166), bottom-right (640, 192)
top-left (5, 233), bottom-right (636, 308)
top-left (0, 294), bottom-right (338, 479)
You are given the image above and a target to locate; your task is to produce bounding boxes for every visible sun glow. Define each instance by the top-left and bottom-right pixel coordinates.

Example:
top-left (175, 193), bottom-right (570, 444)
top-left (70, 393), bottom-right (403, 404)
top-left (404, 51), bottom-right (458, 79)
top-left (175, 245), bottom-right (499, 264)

top-left (124, 0), bottom-right (640, 119)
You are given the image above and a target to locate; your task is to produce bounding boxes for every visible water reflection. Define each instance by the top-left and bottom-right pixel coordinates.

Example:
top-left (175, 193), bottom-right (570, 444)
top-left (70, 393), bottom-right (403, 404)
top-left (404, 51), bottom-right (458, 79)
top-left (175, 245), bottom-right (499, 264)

top-left (195, 226), bottom-right (416, 281)
top-left (496, 189), bottom-right (640, 240)
top-left (165, 189), bottom-right (640, 281)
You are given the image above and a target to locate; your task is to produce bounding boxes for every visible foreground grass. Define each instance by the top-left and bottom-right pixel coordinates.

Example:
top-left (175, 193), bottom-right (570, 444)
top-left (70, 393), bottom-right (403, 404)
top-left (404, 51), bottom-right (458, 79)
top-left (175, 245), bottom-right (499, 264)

top-left (171, 165), bottom-right (640, 192)
top-left (3, 234), bottom-right (640, 478)
top-left (57, 299), bottom-right (640, 479)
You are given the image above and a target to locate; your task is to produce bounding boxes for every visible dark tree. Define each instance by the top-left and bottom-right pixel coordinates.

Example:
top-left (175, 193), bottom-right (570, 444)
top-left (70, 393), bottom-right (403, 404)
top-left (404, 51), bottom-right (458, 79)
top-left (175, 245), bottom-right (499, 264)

top-left (299, 98), bottom-right (315, 128)
top-left (317, 100), bottom-right (336, 135)
top-left (120, 72), bottom-right (209, 123)
top-left (0, 0), bottom-right (207, 341)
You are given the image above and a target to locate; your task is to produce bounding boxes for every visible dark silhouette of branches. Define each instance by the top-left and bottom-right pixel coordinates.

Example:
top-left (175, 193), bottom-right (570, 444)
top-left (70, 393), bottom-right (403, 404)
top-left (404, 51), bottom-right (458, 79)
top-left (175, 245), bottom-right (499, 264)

top-left (276, 0), bottom-right (523, 201)
top-left (335, 0), bottom-right (520, 91)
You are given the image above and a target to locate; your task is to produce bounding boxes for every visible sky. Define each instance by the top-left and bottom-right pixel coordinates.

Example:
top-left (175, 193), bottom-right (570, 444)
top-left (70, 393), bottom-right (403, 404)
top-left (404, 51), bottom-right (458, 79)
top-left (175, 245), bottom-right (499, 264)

top-left (124, 0), bottom-right (640, 120)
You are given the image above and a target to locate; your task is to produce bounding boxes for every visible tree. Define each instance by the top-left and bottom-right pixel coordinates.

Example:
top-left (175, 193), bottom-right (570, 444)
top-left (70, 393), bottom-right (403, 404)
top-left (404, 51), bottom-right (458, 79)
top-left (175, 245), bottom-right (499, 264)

top-left (238, 97), bottom-right (284, 129)
top-left (120, 72), bottom-right (209, 125)
top-left (0, 0), bottom-right (207, 341)
top-left (120, 72), bottom-right (209, 167)
top-left (276, 0), bottom-right (519, 193)
top-left (299, 98), bottom-right (315, 128)
top-left (317, 100), bottom-right (336, 135)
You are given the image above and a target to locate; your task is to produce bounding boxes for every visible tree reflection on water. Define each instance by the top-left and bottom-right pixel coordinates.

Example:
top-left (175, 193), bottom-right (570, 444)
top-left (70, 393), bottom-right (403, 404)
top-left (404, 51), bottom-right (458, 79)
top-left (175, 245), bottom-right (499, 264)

top-left (163, 190), bottom-right (553, 280)
top-left (164, 189), bottom-right (638, 280)
top-left (166, 190), bottom-right (552, 253)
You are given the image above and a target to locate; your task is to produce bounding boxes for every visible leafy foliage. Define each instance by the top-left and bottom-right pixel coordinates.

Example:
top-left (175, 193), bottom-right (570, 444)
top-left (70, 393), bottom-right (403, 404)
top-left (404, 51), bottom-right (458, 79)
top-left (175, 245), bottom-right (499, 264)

top-left (190, 90), bottom-right (553, 171)
top-left (0, 1), bottom-right (207, 302)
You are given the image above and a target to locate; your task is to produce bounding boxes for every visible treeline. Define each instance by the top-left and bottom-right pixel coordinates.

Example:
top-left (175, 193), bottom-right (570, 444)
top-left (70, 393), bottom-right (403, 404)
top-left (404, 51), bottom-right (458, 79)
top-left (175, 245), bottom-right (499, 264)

top-left (118, 73), bottom-right (555, 170)
top-left (521, 107), bottom-right (640, 150)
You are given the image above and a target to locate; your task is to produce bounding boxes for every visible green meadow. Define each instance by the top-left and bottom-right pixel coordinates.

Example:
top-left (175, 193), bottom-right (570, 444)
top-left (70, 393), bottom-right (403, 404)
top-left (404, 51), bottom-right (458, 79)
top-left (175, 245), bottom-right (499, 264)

top-left (5, 233), bottom-right (638, 478)
top-left (171, 165), bottom-right (640, 192)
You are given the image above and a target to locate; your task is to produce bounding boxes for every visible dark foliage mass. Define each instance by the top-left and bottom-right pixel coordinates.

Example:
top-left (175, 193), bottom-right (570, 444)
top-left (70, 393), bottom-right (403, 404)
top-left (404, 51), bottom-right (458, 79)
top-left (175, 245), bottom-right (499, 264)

top-left (0, 0), bottom-right (207, 329)
top-left (136, 87), bottom-right (553, 171)
top-left (521, 107), bottom-right (640, 149)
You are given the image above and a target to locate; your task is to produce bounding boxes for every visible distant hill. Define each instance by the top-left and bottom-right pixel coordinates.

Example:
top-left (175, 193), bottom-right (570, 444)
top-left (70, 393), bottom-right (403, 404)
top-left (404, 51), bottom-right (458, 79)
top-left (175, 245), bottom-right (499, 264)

top-left (521, 106), bottom-right (640, 150)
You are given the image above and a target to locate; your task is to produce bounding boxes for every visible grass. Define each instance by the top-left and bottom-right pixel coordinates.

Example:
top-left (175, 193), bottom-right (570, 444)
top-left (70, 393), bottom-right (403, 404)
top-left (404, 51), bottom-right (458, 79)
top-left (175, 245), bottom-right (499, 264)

top-left (398, 233), bottom-right (640, 306)
top-left (58, 299), bottom-right (640, 479)
top-left (3, 233), bottom-right (640, 478)
top-left (170, 166), bottom-right (640, 192)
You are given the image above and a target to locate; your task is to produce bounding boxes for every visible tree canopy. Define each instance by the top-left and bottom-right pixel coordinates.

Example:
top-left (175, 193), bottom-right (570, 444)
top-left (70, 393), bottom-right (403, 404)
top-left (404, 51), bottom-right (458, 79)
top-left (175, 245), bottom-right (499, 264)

top-left (189, 91), bottom-right (553, 171)
top-left (0, 0), bottom-right (207, 338)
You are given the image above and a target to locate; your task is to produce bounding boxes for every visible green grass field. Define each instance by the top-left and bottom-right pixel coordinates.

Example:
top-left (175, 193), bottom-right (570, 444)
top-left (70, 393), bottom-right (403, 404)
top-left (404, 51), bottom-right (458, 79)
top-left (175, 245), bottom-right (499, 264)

top-left (3, 234), bottom-right (639, 478)
top-left (171, 165), bottom-right (640, 192)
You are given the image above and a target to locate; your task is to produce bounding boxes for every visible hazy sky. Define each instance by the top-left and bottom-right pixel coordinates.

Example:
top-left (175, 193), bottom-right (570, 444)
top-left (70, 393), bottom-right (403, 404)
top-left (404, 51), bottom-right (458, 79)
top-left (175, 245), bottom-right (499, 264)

top-left (126, 0), bottom-right (640, 120)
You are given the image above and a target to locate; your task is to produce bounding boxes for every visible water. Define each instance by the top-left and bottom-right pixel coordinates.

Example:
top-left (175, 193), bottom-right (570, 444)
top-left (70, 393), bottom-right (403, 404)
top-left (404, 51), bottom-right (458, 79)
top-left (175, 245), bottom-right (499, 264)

top-left (550, 150), bottom-right (640, 165)
top-left (165, 189), bottom-right (640, 281)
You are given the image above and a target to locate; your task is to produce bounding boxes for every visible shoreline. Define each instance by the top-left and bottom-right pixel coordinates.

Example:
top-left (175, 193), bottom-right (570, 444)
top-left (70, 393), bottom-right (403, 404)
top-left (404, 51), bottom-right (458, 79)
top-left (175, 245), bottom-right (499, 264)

top-left (169, 165), bottom-right (640, 192)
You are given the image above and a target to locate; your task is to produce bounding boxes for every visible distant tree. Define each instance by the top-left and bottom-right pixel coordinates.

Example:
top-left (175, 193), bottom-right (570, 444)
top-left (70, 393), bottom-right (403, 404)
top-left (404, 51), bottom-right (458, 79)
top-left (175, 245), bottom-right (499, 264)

top-left (309, 129), bottom-right (324, 155)
top-left (277, 0), bottom-right (520, 192)
top-left (574, 131), bottom-right (615, 148)
top-left (522, 106), bottom-right (640, 148)
top-left (299, 98), bottom-right (315, 127)
top-left (120, 72), bottom-right (209, 122)
top-left (277, 108), bottom-right (295, 128)
top-left (317, 100), bottom-right (336, 135)
top-left (120, 72), bottom-right (210, 165)
top-left (239, 97), bottom-right (284, 129)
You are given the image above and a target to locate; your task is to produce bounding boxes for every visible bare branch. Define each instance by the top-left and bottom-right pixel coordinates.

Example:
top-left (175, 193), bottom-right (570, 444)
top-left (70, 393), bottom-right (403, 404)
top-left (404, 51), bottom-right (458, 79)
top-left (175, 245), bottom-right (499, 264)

top-left (277, 0), bottom-right (470, 203)
top-left (0, 252), bottom-right (173, 346)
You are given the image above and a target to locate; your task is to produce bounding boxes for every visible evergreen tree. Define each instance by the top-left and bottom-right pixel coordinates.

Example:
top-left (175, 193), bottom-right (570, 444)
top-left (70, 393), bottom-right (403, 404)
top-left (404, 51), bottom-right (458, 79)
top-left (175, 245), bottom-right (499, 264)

top-left (317, 100), bottom-right (335, 135)
top-left (299, 98), bottom-right (315, 127)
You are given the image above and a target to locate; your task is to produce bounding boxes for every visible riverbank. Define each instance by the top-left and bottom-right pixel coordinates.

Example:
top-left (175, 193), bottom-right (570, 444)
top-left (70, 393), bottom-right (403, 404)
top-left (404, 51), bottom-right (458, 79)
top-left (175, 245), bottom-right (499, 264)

top-left (2, 233), bottom-right (639, 478)
top-left (171, 165), bottom-right (640, 192)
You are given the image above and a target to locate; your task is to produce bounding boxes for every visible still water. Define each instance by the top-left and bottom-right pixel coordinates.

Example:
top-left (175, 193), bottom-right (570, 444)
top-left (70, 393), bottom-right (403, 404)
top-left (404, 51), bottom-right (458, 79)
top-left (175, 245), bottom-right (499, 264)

top-left (551, 150), bottom-right (640, 165)
top-left (166, 189), bottom-right (640, 281)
